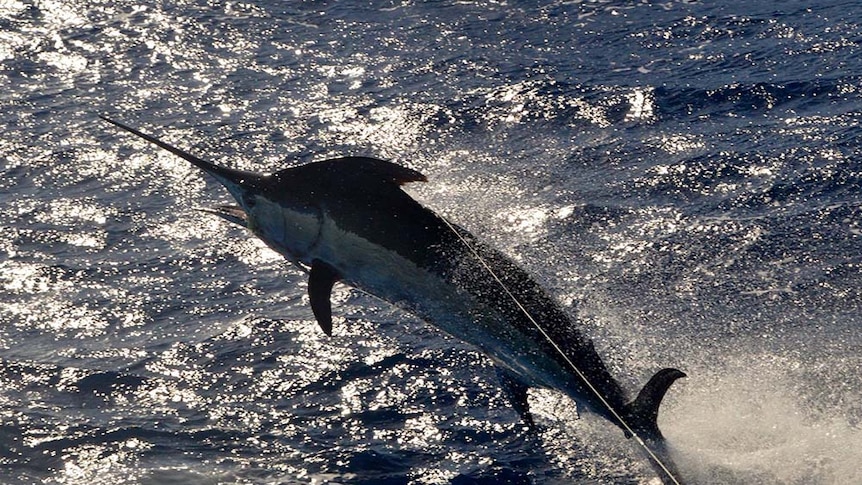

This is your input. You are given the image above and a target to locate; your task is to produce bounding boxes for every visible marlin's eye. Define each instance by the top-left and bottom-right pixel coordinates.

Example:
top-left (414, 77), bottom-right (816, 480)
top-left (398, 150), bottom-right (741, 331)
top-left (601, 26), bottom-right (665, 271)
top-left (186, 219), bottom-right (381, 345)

top-left (242, 194), bottom-right (257, 208)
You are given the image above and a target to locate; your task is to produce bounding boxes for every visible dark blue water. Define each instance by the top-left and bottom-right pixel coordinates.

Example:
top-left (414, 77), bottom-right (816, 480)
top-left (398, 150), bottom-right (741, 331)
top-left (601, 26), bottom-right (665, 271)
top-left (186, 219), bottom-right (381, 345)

top-left (2, 1), bottom-right (862, 483)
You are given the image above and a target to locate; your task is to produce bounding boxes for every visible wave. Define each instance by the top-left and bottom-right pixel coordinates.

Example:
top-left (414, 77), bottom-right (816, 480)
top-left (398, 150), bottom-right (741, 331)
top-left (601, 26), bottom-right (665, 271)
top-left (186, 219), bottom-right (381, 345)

top-left (655, 76), bottom-right (862, 119)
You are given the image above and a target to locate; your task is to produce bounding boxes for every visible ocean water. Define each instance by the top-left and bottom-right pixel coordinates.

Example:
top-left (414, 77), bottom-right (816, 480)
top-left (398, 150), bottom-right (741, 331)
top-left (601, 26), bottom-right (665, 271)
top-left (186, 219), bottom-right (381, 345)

top-left (2, 0), bottom-right (862, 483)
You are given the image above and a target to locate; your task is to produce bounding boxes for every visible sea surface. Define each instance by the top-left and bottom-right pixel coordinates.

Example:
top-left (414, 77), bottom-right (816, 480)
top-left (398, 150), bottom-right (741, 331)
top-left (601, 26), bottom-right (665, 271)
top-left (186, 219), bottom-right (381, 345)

top-left (2, 0), bottom-right (862, 483)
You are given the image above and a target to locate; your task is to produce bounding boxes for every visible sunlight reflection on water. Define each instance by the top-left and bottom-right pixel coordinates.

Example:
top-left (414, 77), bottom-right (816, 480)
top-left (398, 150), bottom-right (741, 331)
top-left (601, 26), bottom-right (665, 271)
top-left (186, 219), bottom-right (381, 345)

top-left (2, 0), bottom-right (862, 483)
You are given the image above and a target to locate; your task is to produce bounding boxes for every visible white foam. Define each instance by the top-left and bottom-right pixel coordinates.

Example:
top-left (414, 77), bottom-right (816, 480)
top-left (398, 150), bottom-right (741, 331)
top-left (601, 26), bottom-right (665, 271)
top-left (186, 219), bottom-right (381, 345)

top-left (663, 358), bottom-right (862, 484)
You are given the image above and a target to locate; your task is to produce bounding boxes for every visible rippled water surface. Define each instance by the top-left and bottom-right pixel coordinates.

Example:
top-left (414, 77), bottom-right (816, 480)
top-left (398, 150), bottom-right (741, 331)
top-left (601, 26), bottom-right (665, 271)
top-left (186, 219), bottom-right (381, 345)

top-left (2, 1), bottom-right (862, 483)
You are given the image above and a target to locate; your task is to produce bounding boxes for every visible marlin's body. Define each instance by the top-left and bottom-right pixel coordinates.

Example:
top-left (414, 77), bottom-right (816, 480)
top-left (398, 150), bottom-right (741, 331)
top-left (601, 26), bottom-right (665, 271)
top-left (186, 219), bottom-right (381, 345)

top-left (102, 117), bottom-right (686, 484)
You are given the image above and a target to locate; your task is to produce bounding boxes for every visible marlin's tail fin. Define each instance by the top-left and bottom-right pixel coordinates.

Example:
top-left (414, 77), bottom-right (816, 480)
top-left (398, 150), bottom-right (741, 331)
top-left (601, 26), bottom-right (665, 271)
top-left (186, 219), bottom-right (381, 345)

top-left (621, 368), bottom-right (686, 440)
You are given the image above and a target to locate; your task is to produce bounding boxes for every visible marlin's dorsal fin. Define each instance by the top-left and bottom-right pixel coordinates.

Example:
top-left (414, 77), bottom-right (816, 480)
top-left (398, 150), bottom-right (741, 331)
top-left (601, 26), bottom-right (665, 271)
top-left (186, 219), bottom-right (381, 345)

top-left (309, 259), bottom-right (341, 336)
top-left (275, 157), bottom-right (427, 187)
top-left (621, 368), bottom-right (686, 440)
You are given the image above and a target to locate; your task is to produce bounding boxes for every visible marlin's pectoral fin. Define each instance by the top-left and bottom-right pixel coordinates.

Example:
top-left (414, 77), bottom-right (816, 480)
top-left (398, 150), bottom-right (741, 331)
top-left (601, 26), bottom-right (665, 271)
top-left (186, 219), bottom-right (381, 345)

top-left (308, 259), bottom-right (341, 337)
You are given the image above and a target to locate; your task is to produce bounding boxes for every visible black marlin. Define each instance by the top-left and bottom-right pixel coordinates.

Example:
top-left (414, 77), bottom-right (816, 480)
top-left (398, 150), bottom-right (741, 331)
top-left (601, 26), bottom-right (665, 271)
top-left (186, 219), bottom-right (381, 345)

top-left (101, 117), bottom-right (687, 484)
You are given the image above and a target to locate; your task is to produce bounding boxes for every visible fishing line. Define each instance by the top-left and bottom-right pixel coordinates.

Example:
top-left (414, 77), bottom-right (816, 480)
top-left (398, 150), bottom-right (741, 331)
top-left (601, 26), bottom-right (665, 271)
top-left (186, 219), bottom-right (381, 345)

top-left (439, 215), bottom-right (682, 485)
